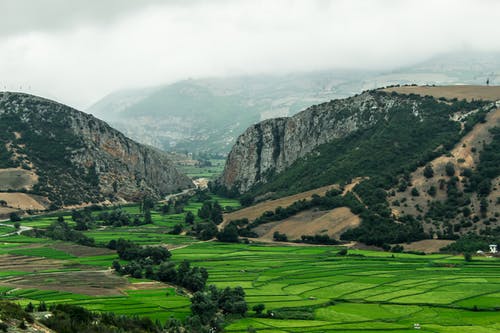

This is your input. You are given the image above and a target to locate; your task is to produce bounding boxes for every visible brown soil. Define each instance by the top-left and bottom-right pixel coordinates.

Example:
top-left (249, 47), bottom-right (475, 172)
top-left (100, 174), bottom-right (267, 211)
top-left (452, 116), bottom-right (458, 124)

top-left (0, 254), bottom-right (71, 273)
top-left (383, 85), bottom-right (500, 101)
top-left (396, 239), bottom-right (454, 253)
top-left (255, 207), bottom-right (360, 241)
top-left (0, 193), bottom-right (47, 210)
top-left (50, 243), bottom-right (115, 257)
top-left (1, 270), bottom-right (128, 296)
top-left (222, 184), bottom-right (339, 228)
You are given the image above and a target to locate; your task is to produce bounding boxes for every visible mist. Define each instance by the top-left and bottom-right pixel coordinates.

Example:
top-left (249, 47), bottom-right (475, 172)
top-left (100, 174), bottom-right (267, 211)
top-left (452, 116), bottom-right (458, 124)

top-left (1, 0), bottom-right (499, 109)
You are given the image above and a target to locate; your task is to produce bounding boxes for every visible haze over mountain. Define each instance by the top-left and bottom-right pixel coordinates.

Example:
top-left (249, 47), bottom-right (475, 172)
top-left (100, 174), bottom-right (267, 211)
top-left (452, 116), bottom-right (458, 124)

top-left (87, 52), bottom-right (500, 154)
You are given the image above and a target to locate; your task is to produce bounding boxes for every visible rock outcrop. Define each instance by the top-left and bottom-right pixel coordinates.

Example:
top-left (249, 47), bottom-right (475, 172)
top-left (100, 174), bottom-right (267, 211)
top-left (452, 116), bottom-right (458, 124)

top-left (0, 92), bottom-right (193, 207)
top-left (220, 91), bottom-right (414, 193)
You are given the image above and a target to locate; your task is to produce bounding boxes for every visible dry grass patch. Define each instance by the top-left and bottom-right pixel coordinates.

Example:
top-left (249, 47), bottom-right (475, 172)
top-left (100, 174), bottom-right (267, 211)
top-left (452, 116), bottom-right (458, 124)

top-left (0, 193), bottom-right (47, 211)
top-left (396, 239), bottom-right (454, 253)
top-left (255, 207), bottom-right (360, 241)
top-left (222, 184), bottom-right (339, 227)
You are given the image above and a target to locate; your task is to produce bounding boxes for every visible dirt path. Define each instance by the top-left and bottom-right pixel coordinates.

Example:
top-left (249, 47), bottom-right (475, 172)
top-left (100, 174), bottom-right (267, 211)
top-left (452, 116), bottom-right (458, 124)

top-left (0, 222), bottom-right (33, 237)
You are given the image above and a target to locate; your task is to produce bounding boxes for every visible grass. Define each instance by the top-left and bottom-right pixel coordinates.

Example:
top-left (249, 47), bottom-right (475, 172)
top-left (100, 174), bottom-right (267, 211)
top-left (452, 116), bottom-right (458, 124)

top-left (177, 159), bottom-right (226, 180)
top-left (0, 194), bottom-right (498, 330)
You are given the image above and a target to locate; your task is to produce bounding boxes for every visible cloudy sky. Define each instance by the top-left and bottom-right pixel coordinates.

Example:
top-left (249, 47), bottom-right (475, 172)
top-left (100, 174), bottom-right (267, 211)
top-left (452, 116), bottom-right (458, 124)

top-left (1, 0), bottom-right (499, 109)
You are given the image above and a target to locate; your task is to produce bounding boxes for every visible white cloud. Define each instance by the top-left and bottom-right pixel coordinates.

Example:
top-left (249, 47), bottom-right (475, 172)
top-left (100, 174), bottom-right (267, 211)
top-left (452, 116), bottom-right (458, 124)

top-left (0, 0), bottom-right (499, 109)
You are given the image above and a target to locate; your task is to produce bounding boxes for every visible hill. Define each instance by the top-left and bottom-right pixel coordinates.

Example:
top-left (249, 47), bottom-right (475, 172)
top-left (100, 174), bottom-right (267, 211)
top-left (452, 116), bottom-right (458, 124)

top-left (0, 92), bottom-right (193, 214)
top-left (218, 86), bottom-right (500, 247)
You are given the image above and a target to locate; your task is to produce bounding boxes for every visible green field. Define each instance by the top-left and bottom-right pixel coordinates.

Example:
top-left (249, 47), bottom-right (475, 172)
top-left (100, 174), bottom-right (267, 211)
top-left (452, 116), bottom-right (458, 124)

top-left (0, 194), bottom-right (499, 332)
top-left (177, 158), bottom-right (226, 179)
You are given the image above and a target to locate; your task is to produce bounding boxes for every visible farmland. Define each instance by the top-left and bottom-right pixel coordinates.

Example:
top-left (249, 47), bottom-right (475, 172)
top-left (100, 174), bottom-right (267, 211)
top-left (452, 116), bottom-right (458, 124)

top-left (0, 195), bottom-right (499, 332)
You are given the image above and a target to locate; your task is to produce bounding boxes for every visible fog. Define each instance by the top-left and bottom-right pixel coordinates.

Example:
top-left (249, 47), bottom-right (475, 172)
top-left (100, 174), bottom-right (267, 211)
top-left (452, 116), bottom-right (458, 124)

top-left (1, 0), bottom-right (499, 108)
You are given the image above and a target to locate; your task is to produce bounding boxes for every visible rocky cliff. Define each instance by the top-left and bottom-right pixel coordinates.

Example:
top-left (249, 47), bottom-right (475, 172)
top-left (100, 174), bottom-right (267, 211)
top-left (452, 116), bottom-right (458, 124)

top-left (220, 91), bottom-right (408, 193)
top-left (0, 92), bottom-right (193, 208)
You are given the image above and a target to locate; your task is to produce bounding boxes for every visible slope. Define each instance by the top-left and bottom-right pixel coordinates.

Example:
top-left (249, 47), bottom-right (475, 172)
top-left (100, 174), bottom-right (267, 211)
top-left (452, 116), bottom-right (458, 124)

top-left (0, 92), bottom-right (193, 212)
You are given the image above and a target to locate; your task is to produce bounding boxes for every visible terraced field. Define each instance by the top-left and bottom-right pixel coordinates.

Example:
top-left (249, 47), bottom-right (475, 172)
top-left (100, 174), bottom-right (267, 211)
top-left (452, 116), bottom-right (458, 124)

top-left (0, 195), bottom-right (499, 332)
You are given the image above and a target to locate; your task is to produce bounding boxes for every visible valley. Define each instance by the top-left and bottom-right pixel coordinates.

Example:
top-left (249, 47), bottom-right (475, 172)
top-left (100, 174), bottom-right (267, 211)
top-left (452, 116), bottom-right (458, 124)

top-left (1, 85), bottom-right (499, 332)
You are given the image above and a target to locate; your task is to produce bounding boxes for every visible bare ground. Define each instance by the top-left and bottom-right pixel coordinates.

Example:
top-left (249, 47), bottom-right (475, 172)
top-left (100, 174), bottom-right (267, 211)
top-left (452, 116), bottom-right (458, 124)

top-left (50, 243), bottom-right (115, 257)
top-left (0, 254), bottom-right (73, 273)
top-left (0, 193), bottom-right (47, 211)
top-left (396, 239), bottom-right (454, 253)
top-left (254, 207), bottom-right (360, 241)
top-left (221, 184), bottom-right (340, 228)
top-left (1, 270), bottom-right (128, 296)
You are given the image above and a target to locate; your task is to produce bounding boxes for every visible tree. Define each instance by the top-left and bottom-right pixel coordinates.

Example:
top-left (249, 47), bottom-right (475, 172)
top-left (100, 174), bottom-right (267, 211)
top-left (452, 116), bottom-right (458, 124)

top-left (411, 187), bottom-right (420, 197)
top-left (170, 224), bottom-right (183, 235)
top-left (9, 212), bottom-right (21, 222)
top-left (210, 201), bottom-right (223, 224)
top-left (37, 301), bottom-right (47, 312)
top-left (480, 198), bottom-right (489, 217)
top-left (427, 185), bottom-right (437, 197)
top-left (144, 208), bottom-right (153, 224)
top-left (198, 201), bottom-right (212, 219)
top-left (112, 260), bottom-right (122, 273)
top-left (464, 252), bottom-right (472, 262)
top-left (190, 291), bottom-right (217, 325)
top-left (216, 224), bottom-right (239, 243)
top-left (252, 304), bottom-right (265, 315)
top-left (423, 164), bottom-right (434, 178)
top-left (24, 302), bottom-right (34, 313)
top-left (14, 221), bottom-right (21, 229)
top-left (157, 262), bottom-right (177, 283)
top-left (185, 211), bottom-right (195, 224)
top-left (445, 162), bottom-right (455, 177)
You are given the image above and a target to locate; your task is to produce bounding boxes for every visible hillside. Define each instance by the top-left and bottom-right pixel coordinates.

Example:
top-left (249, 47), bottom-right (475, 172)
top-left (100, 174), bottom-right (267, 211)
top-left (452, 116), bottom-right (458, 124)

top-left (0, 92), bottom-right (193, 213)
top-left (87, 52), bottom-right (500, 155)
top-left (218, 86), bottom-right (500, 246)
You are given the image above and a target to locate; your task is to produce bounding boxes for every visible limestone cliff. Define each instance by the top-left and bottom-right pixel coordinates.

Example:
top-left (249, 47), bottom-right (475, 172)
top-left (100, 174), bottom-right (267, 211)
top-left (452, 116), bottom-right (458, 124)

top-left (220, 91), bottom-right (411, 193)
top-left (0, 92), bottom-right (193, 207)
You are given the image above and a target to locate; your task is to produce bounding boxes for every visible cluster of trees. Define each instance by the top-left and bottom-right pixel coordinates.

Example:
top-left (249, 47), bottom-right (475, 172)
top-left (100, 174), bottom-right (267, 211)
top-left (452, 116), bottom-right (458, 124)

top-left (188, 285), bottom-right (247, 330)
top-left (41, 304), bottom-right (163, 333)
top-left (155, 260), bottom-right (208, 292)
top-left (108, 238), bottom-right (171, 264)
top-left (299, 234), bottom-right (339, 245)
top-left (97, 209), bottom-right (148, 227)
top-left (197, 201), bottom-right (223, 224)
top-left (27, 217), bottom-right (96, 247)
top-left (466, 128), bottom-right (500, 198)
top-left (273, 231), bottom-right (288, 242)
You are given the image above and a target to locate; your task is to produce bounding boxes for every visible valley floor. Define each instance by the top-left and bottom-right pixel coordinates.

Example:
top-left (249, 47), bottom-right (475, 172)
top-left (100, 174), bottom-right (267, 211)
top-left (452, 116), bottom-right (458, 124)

top-left (0, 195), bottom-right (499, 332)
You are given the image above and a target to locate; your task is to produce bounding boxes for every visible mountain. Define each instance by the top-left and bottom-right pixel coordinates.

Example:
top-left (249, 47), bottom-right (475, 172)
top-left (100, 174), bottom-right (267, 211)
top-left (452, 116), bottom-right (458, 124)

top-left (87, 71), bottom-right (369, 155)
top-left (217, 85), bottom-right (500, 246)
top-left (87, 52), bottom-right (500, 155)
top-left (0, 92), bottom-right (193, 212)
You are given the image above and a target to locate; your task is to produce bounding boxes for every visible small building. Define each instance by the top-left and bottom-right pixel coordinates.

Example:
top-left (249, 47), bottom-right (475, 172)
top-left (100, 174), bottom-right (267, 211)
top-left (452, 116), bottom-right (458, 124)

top-left (489, 244), bottom-right (497, 254)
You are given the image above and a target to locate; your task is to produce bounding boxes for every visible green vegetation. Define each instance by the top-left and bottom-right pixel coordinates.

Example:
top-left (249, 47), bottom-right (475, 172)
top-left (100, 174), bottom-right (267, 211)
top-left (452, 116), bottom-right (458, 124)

top-left (242, 93), bottom-right (487, 198)
top-left (177, 158), bottom-right (226, 180)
